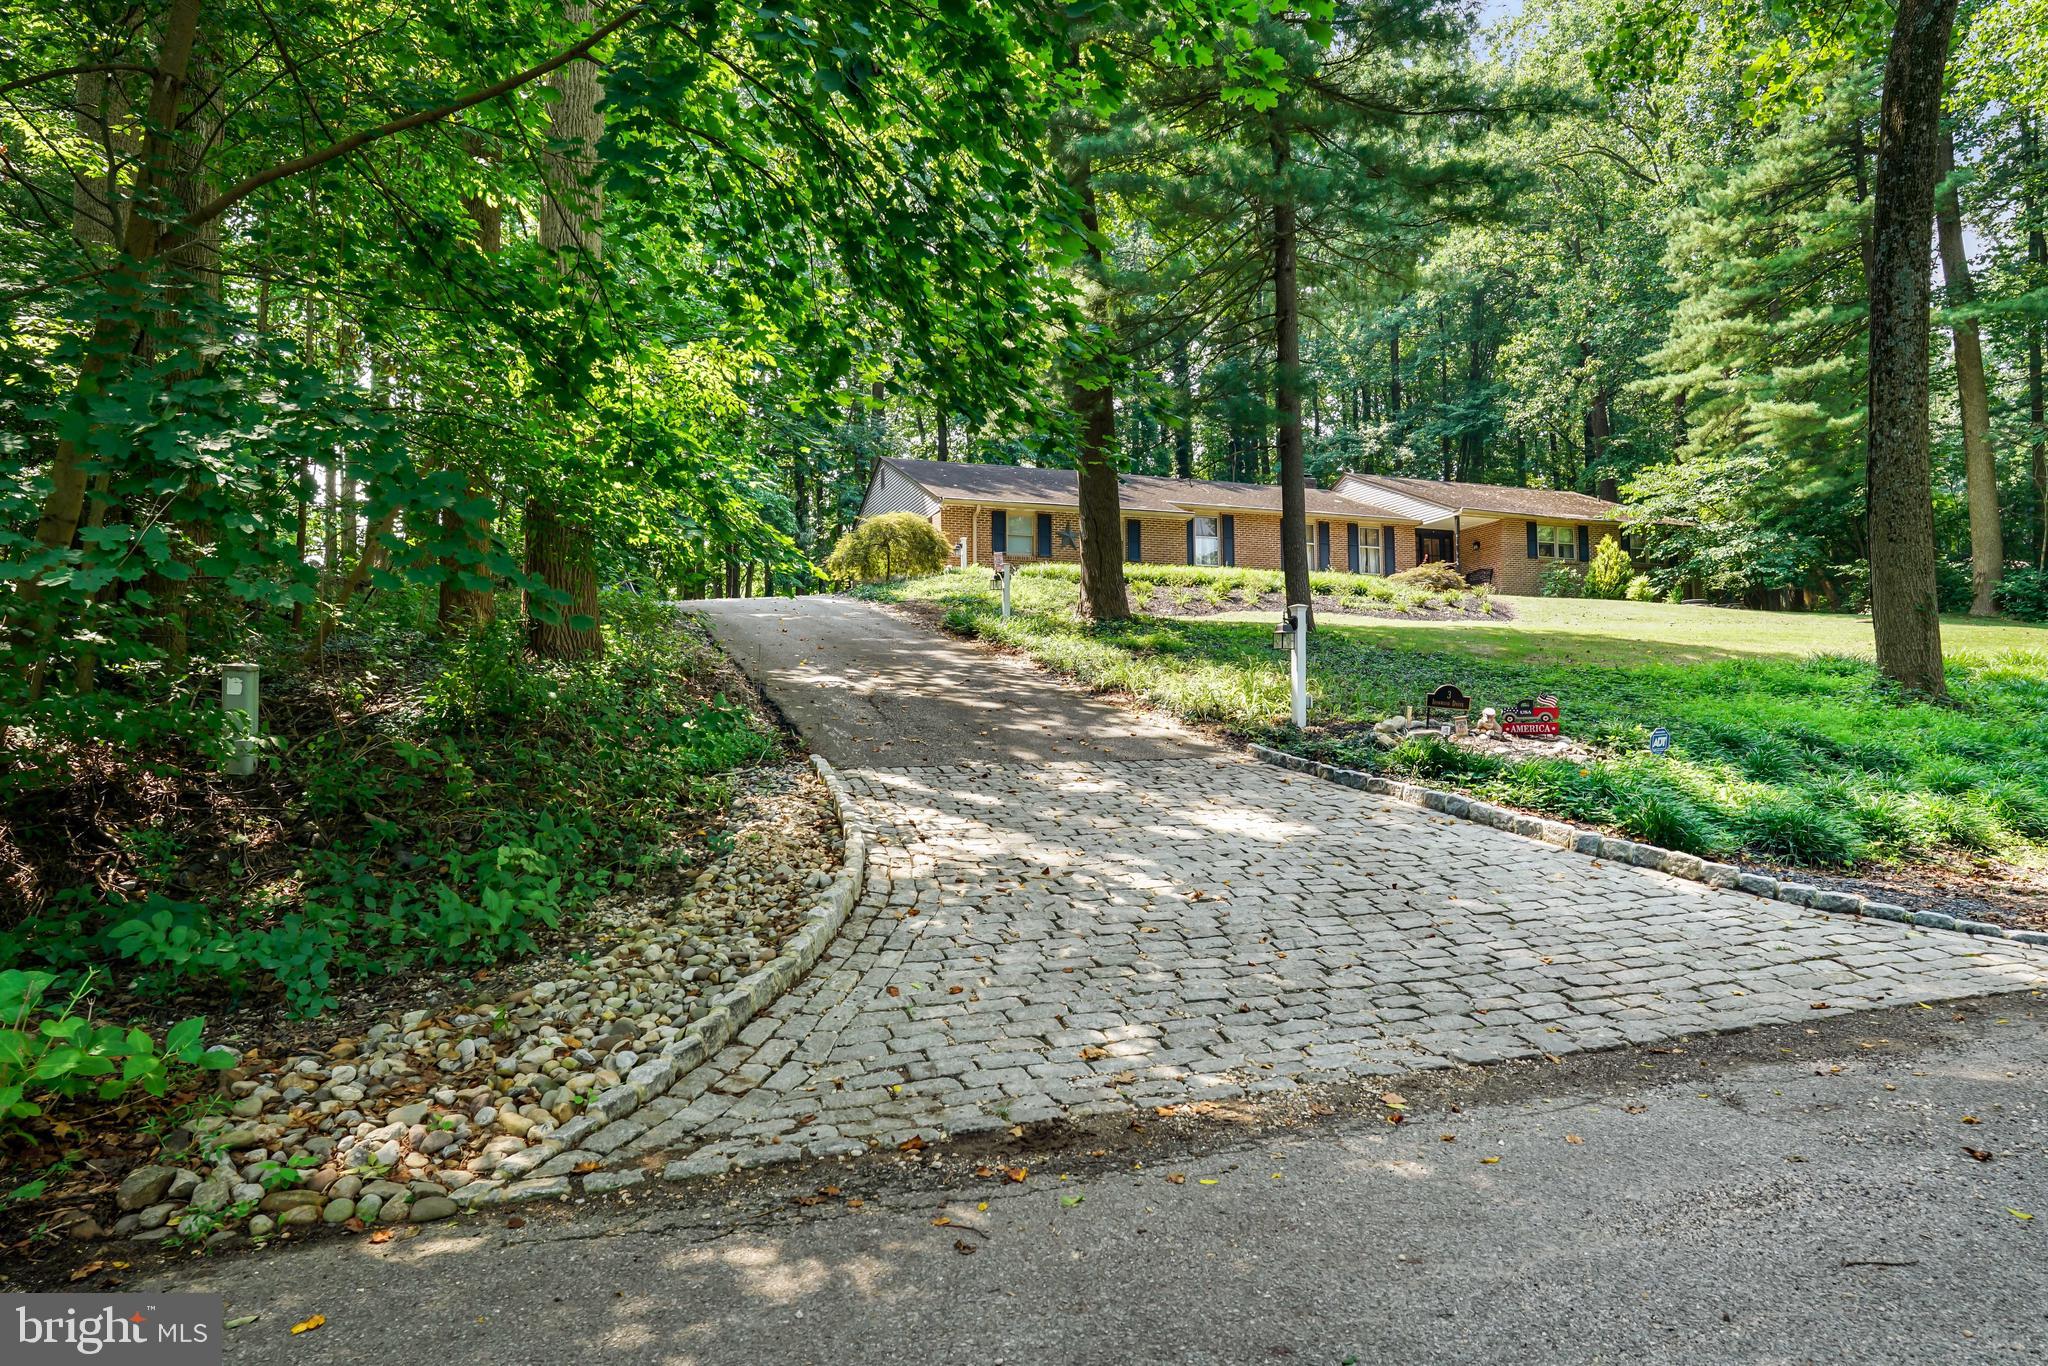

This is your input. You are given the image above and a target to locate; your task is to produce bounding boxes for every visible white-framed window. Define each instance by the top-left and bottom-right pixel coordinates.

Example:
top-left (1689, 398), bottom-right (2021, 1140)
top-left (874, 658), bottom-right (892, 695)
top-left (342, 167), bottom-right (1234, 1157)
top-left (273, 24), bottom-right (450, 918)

top-left (1360, 531), bottom-right (1383, 576)
top-left (1535, 523), bottom-right (1576, 559)
top-left (1192, 515), bottom-right (1221, 566)
top-left (1005, 510), bottom-right (1035, 555)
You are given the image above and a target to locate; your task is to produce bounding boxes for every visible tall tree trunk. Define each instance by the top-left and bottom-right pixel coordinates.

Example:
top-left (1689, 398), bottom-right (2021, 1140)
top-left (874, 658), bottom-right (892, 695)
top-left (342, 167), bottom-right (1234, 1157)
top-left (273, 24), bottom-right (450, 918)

top-left (2026, 114), bottom-right (2047, 568)
top-left (1054, 51), bottom-right (1129, 624)
top-left (526, 0), bottom-right (604, 660)
top-left (933, 406), bottom-right (949, 461)
top-left (1865, 0), bottom-right (1958, 696)
top-left (1935, 129), bottom-right (2002, 615)
top-left (1270, 125), bottom-right (1311, 623)
top-left (19, 0), bottom-right (204, 697)
top-left (1387, 323), bottom-right (1402, 423)
top-left (1174, 335), bottom-right (1195, 478)
top-left (525, 500), bottom-right (600, 655)
top-left (440, 187), bottom-right (501, 632)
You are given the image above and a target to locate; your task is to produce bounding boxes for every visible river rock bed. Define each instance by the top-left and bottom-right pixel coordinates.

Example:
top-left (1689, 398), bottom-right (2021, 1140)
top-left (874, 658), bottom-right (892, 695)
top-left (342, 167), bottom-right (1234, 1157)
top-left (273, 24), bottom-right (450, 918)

top-left (90, 766), bottom-right (840, 1250)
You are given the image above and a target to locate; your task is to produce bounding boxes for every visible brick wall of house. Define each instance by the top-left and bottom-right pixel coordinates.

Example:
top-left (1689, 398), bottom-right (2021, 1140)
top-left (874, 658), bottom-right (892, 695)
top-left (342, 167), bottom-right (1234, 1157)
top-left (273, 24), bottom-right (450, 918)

top-left (1132, 514), bottom-right (1191, 565)
top-left (938, 504), bottom-right (1135, 568)
top-left (1466, 518), bottom-right (1625, 596)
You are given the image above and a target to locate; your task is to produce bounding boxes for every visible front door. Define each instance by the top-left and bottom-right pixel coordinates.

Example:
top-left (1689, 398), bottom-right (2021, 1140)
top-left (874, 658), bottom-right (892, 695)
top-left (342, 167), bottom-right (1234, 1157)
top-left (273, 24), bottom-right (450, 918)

top-left (1415, 529), bottom-right (1455, 565)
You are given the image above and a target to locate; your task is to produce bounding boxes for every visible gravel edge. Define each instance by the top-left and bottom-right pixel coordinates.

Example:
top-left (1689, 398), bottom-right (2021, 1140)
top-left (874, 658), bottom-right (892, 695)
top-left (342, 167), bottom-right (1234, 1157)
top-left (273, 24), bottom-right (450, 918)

top-left (1251, 744), bottom-right (2048, 952)
top-left (455, 753), bottom-right (872, 1208)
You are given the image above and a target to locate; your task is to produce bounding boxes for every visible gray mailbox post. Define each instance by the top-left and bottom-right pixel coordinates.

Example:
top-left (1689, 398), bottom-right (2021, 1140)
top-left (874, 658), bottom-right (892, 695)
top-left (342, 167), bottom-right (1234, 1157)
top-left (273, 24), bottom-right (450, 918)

top-left (222, 662), bottom-right (260, 776)
top-left (1269, 603), bottom-right (1309, 729)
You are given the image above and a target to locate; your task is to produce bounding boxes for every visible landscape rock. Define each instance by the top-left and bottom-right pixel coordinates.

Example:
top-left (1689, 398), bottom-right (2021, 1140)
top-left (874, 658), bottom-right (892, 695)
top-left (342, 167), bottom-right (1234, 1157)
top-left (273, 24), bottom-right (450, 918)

top-left (117, 1167), bottom-right (179, 1213)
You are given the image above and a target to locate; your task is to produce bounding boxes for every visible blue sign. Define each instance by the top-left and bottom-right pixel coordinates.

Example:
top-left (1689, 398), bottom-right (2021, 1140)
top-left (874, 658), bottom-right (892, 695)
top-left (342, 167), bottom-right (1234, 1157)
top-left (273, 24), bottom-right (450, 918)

top-left (1648, 726), bottom-right (1671, 757)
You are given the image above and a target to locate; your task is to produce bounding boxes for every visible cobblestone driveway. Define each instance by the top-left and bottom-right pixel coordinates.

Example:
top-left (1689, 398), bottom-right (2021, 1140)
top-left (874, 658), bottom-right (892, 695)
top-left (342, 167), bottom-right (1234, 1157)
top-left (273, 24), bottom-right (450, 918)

top-left (591, 666), bottom-right (2048, 1175)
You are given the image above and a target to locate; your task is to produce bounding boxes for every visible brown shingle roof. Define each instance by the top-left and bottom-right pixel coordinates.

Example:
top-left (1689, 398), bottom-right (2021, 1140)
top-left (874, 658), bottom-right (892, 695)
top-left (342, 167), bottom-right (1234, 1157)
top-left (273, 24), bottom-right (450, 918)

top-left (882, 459), bottom-right (1414, 520)
top-left (880, 459), bottom-right (1188, 513)
top-left (1344, 474), bottom-right (1620, 522)
top-left (1121, 475), bottom-right (1413, 519)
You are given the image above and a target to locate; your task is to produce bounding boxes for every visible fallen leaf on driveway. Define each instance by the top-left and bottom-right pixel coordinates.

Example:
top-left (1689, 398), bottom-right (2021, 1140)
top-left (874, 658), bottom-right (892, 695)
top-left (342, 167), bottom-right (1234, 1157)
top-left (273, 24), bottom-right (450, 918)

top-left (1480, 1157), bottom-right (1501, 1165)
top-left (2009, 1209), bottom-right (2033, 1221)
top-left (1079, 1046), bottom-right (1109, 1061)
top-left (954, 1239), bottom-right (978, 1255)
top-left (1961, 1115), bottom-right (1982, 1125)
top-left (898, 1135), bottom-right (926, 1152)
top-left (886, 986), bottom-right (901, 998)
top-left (1166, 1174), bottom-right (1186, 1185)
top-left (931, 1216), bottom-right (953, 1226)
top-left (1060, 1194), bottom-right (1084, 1208)
top-left (1440, 1134), bottom-right (1456, 1143)
top-left (225, 1315), bottom-right (259, 1330)
top-left (1809, 1002), bottom-right (1830, 1010)
top-left (1564, 1134), bottom-right (1584, 1145)
top-left (367, 1229), bottom-right (395, 1245)
top-left (1001, 1166), bottom-right (1028, 1184)
top-left (1380, 1092), bottom-right (1407, 1109)
top-left (1197, 1178), bottom-right (1219, 1186)
top-left (1623, 1105), bottom-right (1648, 1115)
top-left (1963, 1148), bottom-right (1993, 1163)
top-left (290, 1315), bottom-right (325, 1336)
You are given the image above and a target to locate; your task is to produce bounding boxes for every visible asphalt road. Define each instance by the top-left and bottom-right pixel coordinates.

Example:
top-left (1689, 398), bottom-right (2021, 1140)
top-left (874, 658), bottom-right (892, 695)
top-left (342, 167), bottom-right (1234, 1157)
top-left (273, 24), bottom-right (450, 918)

top-left (692, 595), bottom-right (1217, 767)
top-left (135, 995), bottom-right (2047, 1365)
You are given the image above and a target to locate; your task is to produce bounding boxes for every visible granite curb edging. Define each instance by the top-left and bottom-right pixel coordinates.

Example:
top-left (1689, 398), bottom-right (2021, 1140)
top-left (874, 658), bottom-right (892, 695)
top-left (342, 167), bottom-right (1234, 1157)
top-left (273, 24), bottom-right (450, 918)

top-left (1252, 744), bottom-right (2048, 951)
top-left (452, 752), bottom-right (872, 1208)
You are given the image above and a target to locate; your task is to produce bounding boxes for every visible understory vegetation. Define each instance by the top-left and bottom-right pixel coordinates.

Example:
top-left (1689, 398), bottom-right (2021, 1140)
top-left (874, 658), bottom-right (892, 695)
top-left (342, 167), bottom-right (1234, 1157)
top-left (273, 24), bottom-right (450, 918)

top-left (868, 571), bottom-right (2048, 871)
top-left (1021, 563), bottom-right (1497, 617)
top-left (1, 592), bottom-right (775, 1022)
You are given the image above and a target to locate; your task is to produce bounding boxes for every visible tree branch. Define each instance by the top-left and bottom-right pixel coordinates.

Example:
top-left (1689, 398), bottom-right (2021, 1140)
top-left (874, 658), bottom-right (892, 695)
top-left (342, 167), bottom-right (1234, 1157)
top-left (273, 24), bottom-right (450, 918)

top-left (159, 3), bottom-right (648, 252)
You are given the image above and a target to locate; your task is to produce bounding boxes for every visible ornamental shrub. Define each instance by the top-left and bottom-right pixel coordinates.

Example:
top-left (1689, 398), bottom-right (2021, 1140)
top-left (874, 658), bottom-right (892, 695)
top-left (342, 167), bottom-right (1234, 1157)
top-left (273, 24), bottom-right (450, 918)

top-left (825, 512), bottom-right (953, 583)
top-left (1583, 535), bottom-right (1633, 599)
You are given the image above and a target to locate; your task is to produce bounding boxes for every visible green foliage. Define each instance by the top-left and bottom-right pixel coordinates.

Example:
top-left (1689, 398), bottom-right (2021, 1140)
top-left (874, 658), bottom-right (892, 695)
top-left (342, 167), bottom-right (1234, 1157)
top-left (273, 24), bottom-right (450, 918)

top-left (0, 970), bottom-right (233, 1134)
top-left (1017, 562), bottom-right (1493, 616)
top-left (1539, 562), bottom-right (1586, 598)
top-left (1624, 574), bottom-right (1658, 602)
top-left (3, 595), bottom-right (774, 1017)
top-left (1387, 563), bottom-right (1472, 594)
top-left (1995, 567), bottom-right (2048, 623)
top-left (824, 514), bottom-right (953, 584)
top-left (1582, 536), bottom-right (1634, 600)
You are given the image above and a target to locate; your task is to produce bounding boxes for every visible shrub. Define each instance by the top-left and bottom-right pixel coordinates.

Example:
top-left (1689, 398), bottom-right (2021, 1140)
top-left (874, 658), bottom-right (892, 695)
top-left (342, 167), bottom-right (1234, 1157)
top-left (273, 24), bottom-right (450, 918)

top-left (824, 513), bottom-right (952, 583)
top-left (1582, 535), bottom-right (1633, 599)
top-left (1539, 561), bottom-right (1585, 598)
top-left (1994, 565), bottom-right (2048, 623)
top-left (1624, 574), bottom-right (1657, 602)
top-left (1388, 563), bottom-right (1469, 594)
top-left (0, 969), bottom-right (234, 1134)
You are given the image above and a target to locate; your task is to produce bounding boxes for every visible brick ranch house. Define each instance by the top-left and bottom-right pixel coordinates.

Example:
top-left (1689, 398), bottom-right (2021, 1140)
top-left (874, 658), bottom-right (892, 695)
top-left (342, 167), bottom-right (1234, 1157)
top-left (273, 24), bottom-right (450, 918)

top-left (860, 458), bottom-right (1626, 596)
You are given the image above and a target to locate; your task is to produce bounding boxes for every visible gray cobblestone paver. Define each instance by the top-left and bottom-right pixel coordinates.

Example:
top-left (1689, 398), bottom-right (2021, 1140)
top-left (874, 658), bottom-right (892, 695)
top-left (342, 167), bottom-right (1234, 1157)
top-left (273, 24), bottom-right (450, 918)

top-left (610, 755), bottom-right (2048, 1168)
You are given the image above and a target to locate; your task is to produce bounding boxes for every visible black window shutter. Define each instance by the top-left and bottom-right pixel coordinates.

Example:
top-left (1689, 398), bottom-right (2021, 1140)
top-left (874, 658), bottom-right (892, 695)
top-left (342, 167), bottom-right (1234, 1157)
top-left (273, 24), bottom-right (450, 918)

top-left (1383, 525), bottom-right (1396, 573)
top-left (1578, 525), bottom-right (1591, 561)
top-left (1526, 522), bottom-right (1539, 558)
top-left (1347, 523), bottom-right (1359, 573)
top-left (1221, 515), bottom-right (1235, 566)
top-left (991, 510), bottom-right (1006, 554)
top-left (1125, 518), bottom-right (1141, 563)
top-left (1317, 521), bottom-right (1330, 571)
top-left (1186, 520), bottom-right (1195, 564)
top-left (1036, 512), bottom-right (1053, 557)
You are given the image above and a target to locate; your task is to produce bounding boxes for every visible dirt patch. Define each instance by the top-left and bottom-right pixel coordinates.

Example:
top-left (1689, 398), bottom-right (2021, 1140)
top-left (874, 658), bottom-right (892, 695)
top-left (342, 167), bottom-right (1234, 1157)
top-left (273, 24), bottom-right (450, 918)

top-left (1750, 856), bottom-right (2048, 935)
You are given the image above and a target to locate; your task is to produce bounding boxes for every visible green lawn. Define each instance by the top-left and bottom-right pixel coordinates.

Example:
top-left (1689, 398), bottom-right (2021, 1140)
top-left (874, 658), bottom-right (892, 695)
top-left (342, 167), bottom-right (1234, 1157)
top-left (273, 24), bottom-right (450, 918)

top-left (863, 569), bottom-right (2048, 871)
